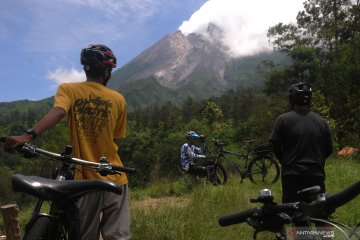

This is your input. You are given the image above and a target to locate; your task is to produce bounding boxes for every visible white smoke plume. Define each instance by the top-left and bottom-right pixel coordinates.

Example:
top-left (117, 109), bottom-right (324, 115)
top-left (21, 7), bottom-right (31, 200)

top-left (179, 0), bottom-right (304, 57)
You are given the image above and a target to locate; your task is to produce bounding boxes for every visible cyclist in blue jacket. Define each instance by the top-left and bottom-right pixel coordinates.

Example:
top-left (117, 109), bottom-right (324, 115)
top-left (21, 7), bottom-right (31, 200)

top-left (180, 131), bottom-right (208, 177)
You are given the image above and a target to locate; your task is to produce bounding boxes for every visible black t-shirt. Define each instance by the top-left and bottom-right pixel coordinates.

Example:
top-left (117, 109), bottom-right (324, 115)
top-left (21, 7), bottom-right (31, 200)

top-left (269, 110), bottom-right (333, 177)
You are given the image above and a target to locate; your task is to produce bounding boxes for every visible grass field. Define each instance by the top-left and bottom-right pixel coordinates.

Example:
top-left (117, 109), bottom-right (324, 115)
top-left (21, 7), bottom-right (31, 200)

top-left (130, 156), bottom-right (360, 240)
top-left (1, 156), bottom-right (359, 239)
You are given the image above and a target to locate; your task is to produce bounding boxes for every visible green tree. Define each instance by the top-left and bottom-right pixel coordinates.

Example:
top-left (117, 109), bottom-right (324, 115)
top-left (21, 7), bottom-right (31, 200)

top-left (266, 0), bottom-right (360, 144)
top-left (181, 97), bottom-right (200, 123)
top-left (201, 102), bottom-right (224, 130)
top-left (312, 90), bottom-right (337, 131)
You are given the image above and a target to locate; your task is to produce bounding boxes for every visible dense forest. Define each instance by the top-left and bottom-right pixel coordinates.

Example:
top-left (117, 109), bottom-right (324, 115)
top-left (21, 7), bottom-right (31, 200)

top-left (1, 0), bottom-right (359, 207)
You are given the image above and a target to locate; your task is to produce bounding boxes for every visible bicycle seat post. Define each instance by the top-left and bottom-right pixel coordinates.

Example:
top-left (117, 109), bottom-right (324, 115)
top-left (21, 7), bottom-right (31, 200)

top-left (243, 140), bottom-right (255, 156)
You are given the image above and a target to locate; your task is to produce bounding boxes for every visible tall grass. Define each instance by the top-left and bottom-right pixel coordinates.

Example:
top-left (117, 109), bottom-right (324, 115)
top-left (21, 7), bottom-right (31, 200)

top-left (130, 157), bottom-right (360, 240)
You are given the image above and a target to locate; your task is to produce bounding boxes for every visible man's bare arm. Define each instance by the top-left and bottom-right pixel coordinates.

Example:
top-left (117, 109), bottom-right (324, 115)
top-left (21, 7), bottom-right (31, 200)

top-left (3, 107), bottom-right (66, 150)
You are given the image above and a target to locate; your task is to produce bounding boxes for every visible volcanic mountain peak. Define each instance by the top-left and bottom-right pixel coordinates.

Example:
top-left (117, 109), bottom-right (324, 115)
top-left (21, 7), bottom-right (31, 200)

top-left (110, 23), bottom-right (231, 91)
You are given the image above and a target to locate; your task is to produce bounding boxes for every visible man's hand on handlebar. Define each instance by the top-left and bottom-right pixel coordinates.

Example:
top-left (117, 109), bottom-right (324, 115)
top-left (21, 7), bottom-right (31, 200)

top-left (1, 137), bottom-right (137, 175)
top-left (1, 135), bottom-right (31, 152)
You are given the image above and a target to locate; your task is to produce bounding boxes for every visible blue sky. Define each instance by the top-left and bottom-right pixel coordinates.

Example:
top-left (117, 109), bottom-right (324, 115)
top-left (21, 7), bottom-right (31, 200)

top-left (0, 0), bottom-right (304, 102)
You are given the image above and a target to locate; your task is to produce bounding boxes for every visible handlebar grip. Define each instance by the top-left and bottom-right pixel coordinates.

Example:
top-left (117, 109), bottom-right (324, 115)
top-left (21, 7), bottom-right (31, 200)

top-left (0, 137), bottom-right (27, 155)
top-left (326, 180), bottom-right (360, 210)
top-left (211, 139), bottom-right (223, 146)
top-left (112, 165), bottom-right (136, 174)
top-left (218, 208), bottom-right (259, 227)
top-left (218, 203), bottom-right (295, 227)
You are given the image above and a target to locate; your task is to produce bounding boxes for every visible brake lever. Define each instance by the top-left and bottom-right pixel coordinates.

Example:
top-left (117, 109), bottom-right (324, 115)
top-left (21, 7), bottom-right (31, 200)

top-left (247, 213), bottom-right (288, 240)
top-left (98, 162), bottom-right (114, 176)
top-left (246, 218), bottom-right (262, 240)
top-left (19, 143), bottom-right (38, 159)
top-left (247, 218), bottom-right (279, 239)
top-left (113, 170), bottom-right (122, 176)
top-left (98, 156), bottom-right (123, 176)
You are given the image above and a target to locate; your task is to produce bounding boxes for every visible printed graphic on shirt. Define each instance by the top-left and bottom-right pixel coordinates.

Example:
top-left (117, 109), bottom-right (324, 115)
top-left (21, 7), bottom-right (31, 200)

top-left (73, 94), bottom-right (112, 143)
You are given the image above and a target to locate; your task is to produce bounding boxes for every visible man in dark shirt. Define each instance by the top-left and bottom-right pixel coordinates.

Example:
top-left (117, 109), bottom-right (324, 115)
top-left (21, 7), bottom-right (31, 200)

top-left (269, 83), bottom-right (333, 203)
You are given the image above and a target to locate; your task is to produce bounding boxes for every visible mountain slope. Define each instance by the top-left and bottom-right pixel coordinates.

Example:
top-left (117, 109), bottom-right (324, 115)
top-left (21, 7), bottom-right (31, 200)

top-left (109, 24), bottom-right (230, 90)
top-left (118, 77), bottom-right (179, 109)
top-left (0, 97), bottom-right (54, 120)
top-left (109, 24), bottom-right (289, 109)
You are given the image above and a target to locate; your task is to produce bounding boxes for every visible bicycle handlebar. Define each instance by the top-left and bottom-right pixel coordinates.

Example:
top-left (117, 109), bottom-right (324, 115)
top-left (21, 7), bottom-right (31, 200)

top-left (219, 208), bottom-right (261, 226)
top-left (326, 180), bottom-right (360, 210)
top-left (0, 137), bottom-right (136, 175)
top-left (218, 203), bottom-right (295, 227)
top-left (218, 180), bottom-right (360, 227)
top-left (211, 139), bottom-right (224, 147)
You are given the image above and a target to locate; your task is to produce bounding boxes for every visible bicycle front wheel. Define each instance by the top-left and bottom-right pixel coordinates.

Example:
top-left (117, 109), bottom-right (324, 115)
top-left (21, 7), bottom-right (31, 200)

top-left (23, 216), bottom-right (52, 240)
top-left (280, 218), bottom-right (358, 240)
top-left (209, 163), bottom-right (228, 186)
top-left (248, 155), bottom-right (280, 185)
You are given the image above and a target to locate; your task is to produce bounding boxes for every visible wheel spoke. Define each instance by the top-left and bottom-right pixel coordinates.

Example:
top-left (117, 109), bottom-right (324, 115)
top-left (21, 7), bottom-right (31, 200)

top-left (209, 164), bottom-right (227, 186)
top-left (248, 156), bottom-right (280, 185)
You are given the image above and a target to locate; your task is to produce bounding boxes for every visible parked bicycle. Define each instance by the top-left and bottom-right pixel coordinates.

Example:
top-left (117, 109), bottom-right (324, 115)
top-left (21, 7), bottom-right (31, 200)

top-left (0, 137), bottom-right (136, 240)
top-left (210, 139), bottom-right (280, 185)
top-left (218, 182), bottom-right (360, 239)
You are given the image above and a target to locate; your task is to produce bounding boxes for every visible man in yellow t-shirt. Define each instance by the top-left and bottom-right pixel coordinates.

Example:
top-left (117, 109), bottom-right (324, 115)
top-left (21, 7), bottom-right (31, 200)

top-left (4, 44), bottom-right (130, 240)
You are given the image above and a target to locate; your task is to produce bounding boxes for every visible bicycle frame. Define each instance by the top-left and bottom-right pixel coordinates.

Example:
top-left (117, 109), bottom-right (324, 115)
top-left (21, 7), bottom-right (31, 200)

top-left (220, 153), bottom-right (248, 177)
top-left (0, 138), bottom-right (136, 240)
top-left (210, 139), bottom-right (280, 185)
top-left (216, 144), bottom-right (253, 181)
top-left (28, 146), bottom-right (77, 225)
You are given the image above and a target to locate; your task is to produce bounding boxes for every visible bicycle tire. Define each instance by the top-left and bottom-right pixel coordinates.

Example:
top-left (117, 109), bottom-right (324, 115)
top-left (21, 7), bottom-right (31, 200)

top-left (209, 163), bottom-right (228, 186)
top-left (279, 218), bottom-right (357, 240)
top-left (23, 216), bottom-right (52, 240)
top-left (248, 155), bottom-right (280, 185)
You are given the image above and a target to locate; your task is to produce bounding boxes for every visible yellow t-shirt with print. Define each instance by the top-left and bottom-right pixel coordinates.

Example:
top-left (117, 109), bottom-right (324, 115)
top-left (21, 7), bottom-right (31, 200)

top-left (54, 81), bottom-right (128, 185)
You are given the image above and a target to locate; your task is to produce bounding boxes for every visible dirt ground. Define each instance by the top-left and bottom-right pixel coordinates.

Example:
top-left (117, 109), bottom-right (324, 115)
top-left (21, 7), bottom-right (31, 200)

top-left (131, 196), bottom-right (190, 210)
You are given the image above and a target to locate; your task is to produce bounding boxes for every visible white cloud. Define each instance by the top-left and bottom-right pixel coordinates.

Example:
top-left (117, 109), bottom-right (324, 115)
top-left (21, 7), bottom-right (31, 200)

top-left (63, 0), bottom-right (164, 17)
top-left (47, 68), bottom-right (85, 86)
top-left (179, 0), bottom-right (304, 57)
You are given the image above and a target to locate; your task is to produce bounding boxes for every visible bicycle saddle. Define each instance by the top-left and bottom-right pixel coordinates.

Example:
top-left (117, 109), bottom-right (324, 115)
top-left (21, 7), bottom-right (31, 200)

top-left (11, 174), bottom-right (123, 201)
top-left (297, 185), bottom-right (322, 202)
